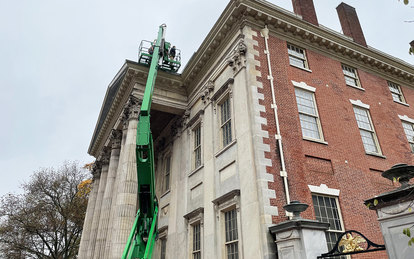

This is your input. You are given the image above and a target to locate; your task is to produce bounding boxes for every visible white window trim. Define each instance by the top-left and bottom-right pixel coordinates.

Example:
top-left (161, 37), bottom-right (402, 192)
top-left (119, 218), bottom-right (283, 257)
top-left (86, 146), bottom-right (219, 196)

top-left (342, 63), bottom-right (362, 89)
top-left (191, 121), bottom-right (203, 170)
top-left (184, 208), bottom-right (204, 259)
top-left (352, 105), bottom-right (382, 155)
top-left (294, 86), bottom-right (325, 142)
top-left (161, 151), bottom-right (172, 194)
top-left (311, 192), bottom-right (347, 258)
top-left (292, 80), bottom-right (316, 92)
top-left (399, 115), bottom-right (414, 124)
top-left (388, 81), bottom-right (407, 104)
top-left (349, 99), bottom-right (370, 109)
top-left (214, 89), bottom-right (236, 152)
top-left (212, 190), bottom-right (242, 259)
top-left (287, 43), bottom-right (312, 72)
top-left (308, 184), bottom-right (340, 196)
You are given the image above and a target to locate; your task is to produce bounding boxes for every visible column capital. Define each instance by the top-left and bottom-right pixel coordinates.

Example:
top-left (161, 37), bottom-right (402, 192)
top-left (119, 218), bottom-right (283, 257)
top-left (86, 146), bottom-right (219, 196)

top-left (124, 96), bottom-right (141, 121)
top-left (92, 161), bottom-right (102, 179)
top-left (99, 147), bottom-right (111, 165)
top-left (110, 129), bottom-right (122, 149)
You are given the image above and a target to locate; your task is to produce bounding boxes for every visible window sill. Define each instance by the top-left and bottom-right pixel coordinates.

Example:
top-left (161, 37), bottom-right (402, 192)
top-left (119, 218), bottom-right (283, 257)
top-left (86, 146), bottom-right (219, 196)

top-left (303, 137), bottom-right (328, 145)
top-left (366, 152), bottom-right (386, 159)
top-left (394, 100), bottom-right (409, 107)
top-left (160, 190), bottom-right (171, 199)
top-left (346, 84), bottom-right (365, 91)
top-left (215, 139), bottom-right (237, 158)
top-left (189, 165), bottom-right (204, 177)
top-left (290, 64), bottom-right (312, 73)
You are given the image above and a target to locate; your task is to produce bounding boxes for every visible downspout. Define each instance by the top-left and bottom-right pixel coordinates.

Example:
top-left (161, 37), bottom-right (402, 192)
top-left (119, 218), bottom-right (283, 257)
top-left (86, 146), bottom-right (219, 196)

top-left (260, 26), bottom-right (291, 206)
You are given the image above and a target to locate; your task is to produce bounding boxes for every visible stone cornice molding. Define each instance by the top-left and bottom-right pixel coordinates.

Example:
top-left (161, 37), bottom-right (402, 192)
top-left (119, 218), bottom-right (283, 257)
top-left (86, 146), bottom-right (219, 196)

top-left (182, 0), bottom-right (413, 92)
top-left (88, 60), bottom-right (182, 157)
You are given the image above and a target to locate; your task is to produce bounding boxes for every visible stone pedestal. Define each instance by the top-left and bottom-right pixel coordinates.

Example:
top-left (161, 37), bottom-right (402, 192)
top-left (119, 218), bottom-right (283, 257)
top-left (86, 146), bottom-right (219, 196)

top-left (365, 185), bottom-right (414, 259)
top-left (269, 219), bottom-right (329, 259)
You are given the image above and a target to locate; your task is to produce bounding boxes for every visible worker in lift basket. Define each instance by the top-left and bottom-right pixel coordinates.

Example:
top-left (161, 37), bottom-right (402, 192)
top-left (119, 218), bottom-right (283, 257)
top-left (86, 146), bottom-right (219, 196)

top-left (169, 46), bottom-right (176, 60)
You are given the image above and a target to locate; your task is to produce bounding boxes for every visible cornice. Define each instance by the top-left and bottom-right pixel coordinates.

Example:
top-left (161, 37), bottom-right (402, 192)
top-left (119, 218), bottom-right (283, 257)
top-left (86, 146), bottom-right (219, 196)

top-left (181, 0), bottom-right (413, 90)
top-left (88, 60), bottom-right (183, 157)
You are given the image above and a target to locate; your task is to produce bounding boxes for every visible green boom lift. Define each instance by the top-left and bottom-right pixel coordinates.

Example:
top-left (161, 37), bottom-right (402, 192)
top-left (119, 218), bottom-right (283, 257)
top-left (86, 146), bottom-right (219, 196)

top-left (122, 24), bottom-right (180, 259)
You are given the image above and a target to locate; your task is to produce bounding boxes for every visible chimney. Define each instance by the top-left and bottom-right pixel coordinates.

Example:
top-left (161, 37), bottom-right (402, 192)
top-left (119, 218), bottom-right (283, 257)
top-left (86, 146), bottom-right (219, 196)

top-left (336, 3), bottom-right (367, 47)
top-left (292, 0), bottom-right (318, 26)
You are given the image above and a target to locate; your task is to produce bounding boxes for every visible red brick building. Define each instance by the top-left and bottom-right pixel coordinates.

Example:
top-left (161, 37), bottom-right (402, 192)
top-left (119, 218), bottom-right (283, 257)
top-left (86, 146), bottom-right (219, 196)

top-left (81, 0), bottom-right (414, 258)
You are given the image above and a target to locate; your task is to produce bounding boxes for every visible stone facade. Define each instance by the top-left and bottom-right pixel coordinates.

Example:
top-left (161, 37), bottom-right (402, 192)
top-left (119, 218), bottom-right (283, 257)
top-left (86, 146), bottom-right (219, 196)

top-left (79, 0), bottom-right (414, 258)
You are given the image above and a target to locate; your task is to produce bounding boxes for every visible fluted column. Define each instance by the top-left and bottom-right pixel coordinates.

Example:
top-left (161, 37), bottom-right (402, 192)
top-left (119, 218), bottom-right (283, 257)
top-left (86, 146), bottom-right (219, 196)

top-left (109, 97), bottom-right (140, 259)
top-left (86, 151), bottom-right (109, 258)
top-left (78, 167), bottom-right (101, 258)
top-left (104, 118), bottom-right (128, 259)
top-left (94, 130), bottom-right (122, 259)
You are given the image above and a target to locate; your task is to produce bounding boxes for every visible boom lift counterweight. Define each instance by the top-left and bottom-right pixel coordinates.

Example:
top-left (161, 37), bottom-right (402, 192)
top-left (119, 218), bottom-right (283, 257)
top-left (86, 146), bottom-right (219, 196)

top-left (122, 24), bottom-right (180, 259)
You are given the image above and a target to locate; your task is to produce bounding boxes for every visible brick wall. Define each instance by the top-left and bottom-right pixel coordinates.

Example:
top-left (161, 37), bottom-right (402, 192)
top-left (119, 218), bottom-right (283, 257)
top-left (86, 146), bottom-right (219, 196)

top-left (253, 28), bottom-right (414, 258)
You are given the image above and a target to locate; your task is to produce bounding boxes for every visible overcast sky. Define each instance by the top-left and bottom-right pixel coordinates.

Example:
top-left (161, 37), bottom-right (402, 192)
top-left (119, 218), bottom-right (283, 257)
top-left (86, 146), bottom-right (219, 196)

top-left (0, 0), bottom-right (412, 196)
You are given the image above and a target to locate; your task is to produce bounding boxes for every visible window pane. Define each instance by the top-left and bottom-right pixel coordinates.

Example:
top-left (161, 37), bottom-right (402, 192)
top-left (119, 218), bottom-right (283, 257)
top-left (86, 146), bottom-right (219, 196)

top-left (225, 209), bottom-right (239, 259)
top-left (342, 64), bottom-right (360, 88)
top-left (194, 126), bottom-right (202, 168)
top-left (288, 44), bottom-right (307, 68)
top-left (299, 114), bottom-right (320, 139)
top-left (360, 129), bottom-right (378, 153)
top-left (289, 56), bottom-right (305, 68)
top-left (312, 195), bottom-right (343, 231)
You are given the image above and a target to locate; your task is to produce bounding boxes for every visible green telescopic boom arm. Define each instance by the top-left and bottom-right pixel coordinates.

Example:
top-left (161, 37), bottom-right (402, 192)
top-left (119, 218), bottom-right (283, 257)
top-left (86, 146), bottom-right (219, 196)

top-left (122, 24), bottom-right (166, 259)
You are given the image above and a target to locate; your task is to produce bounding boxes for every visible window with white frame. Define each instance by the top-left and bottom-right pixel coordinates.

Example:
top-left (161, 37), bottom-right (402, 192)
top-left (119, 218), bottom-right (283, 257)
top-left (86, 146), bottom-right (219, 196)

top-left (312, 194), bottom-right (346, 258)
top-left (388, 81), bottom-right (406, 103)
top-left (402, 121), bottom-right (414, 152)
top-left (213, 190), bottom-right (241, 259)
top-left (192, 223), bottom-right (201, 259)
top-left (220, 96), bottom-right (232, 147)
top-left (163, 156), bottom-right (171, 192)
top-left (295, 88), bottom-right (324, 141)
top-left (224, 209), bottom-right (238, 259)
top-left (287, 43), bottom-right (309, 69)
top-left (353, 106), bottom-right (381, 154)
top-left (342, 64), bottom-right (361, 88)
top-left (193, 125), bottom-right (202, 168)
top-left (160, 238), bottom-right (167, 259)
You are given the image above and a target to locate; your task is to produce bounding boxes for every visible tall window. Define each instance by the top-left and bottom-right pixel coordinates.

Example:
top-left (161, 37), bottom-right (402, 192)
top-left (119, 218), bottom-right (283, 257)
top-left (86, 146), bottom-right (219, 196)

top-left (160, 238), bottom-right (167, 259)
top-left (295, 88), bottom-right (323, 141)
top-left (220, 97), bottom-right (232, 147)
top-left (192, 223), bottom-right (201, 259)
top-left (193, 125), bottom-right (202, 168)
top-left (312, 194), bottom-right (345, 258)
top-left (164, 156), bottom-right (171, 192)
top-left (287, 43), bottom-right (308, 69)
top-left (402, 121), bottom-right (414, 152)
top-left (224, 209), bottom-right (238, 259)
top-left (353, 106), bottom-right (381, 154)
top-left (388, 81), bottom-right (405, 103)
top-left (342, 64), bottom-right (361, 88)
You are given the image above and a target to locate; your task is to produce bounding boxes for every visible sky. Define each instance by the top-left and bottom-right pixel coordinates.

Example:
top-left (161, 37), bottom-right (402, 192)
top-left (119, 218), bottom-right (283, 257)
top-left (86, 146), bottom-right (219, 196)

top-left (0, 0), bottom-right (412, 196)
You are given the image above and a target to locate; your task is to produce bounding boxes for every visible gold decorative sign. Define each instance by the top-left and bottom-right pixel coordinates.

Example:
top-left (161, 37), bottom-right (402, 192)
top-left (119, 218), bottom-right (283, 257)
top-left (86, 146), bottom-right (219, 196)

top-left (339, 233), bottom-right (366, 253)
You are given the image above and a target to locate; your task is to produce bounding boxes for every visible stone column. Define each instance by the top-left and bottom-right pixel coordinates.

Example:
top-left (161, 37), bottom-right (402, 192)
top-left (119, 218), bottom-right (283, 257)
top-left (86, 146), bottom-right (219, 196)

top-left (108, 97), bottom-right (140, 259)
top-left (104, 120), bottom-right (128, 259)
top-left (93, 130), bottom-right (122, 259)
top-left (78, 166), bottom-right (101, 259)
top-left (86, 152), bottom-right (110, 258)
